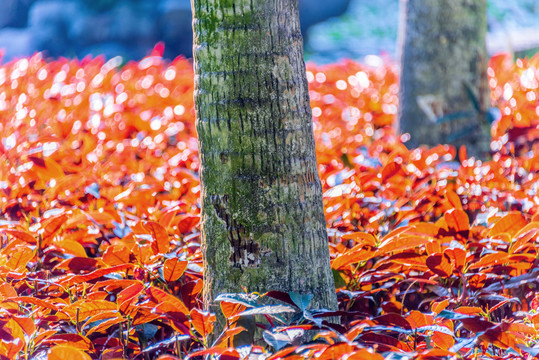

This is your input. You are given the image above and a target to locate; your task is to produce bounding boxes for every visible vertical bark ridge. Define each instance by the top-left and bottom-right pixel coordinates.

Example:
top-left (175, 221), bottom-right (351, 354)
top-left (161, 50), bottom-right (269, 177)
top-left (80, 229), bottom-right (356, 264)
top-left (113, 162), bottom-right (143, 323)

top-left (192, 0), bottom-right (337, 320)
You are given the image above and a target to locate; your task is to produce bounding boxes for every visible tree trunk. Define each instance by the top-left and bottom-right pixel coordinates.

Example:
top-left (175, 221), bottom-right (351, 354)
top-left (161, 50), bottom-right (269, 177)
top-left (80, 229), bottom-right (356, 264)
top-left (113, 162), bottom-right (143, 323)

top-left (192, 0), bottom-right (337, 326)
top-left (397, 0), bottom-right (491, 158)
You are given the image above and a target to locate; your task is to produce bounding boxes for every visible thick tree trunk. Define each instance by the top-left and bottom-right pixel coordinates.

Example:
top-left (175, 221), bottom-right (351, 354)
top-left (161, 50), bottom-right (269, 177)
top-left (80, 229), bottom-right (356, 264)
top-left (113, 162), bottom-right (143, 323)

top-left (192, 0), bottom-right (337, 326)
top-left (397, 0), bottom-right (491, 158)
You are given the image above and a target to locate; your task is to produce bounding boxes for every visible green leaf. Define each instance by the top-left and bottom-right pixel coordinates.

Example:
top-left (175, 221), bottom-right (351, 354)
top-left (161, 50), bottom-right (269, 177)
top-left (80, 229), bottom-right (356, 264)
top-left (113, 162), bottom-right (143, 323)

top-left (288, 292), bottom-right (313, 312)
top-left (332, 269), bottom-right (347, 288)
top-left (135, 323), bottom-right (159, 341)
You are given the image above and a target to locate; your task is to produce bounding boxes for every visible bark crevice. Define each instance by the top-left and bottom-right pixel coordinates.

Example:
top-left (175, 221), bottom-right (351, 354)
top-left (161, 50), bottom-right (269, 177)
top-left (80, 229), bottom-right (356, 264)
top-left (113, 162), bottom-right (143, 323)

top-left (210, 194), bottom-right (264, 269)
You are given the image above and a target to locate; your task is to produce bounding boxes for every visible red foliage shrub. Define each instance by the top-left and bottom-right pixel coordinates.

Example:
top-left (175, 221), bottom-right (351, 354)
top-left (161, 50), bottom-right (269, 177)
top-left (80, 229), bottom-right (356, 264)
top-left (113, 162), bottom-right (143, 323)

top-left (0, 49), bottom-right (537, 359)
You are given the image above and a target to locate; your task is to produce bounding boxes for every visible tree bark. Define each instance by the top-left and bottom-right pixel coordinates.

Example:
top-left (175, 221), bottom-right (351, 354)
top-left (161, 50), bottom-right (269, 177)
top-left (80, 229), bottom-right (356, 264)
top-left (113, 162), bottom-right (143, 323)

top-left (397, 0), bottom-right (491, 158)
top-left (192, 0), bottom-right (337, 327)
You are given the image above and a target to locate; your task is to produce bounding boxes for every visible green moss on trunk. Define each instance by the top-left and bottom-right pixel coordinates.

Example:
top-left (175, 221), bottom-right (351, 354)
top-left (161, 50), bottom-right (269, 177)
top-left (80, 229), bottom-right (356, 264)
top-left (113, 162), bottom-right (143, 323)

top-left (192, 0), bottom-right (337, 333)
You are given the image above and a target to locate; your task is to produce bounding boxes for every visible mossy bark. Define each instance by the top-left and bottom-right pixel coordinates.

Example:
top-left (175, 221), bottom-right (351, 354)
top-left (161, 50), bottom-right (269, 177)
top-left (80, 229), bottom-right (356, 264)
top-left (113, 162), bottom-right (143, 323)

top-left (397, 0), bottom-right (491, 158)
top-left (192, 0), bottom-right (337, 329)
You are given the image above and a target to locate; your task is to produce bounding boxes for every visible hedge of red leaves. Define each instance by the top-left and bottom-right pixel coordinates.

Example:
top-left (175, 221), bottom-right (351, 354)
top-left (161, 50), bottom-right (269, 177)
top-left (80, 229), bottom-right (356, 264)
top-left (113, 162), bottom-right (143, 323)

top-left (0, 47), bottom-right (538, 359)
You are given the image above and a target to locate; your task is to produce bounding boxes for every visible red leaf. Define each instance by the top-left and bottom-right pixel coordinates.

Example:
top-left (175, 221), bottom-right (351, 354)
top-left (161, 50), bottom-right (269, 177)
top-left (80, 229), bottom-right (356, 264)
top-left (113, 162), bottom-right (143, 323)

top-left (117, 282), bottom-right (144, 313)
top-left (55, 257), bottom-right (100, 272)
top-left (59, 264), bottom-right (133, 286)
top-left (373, 314), bottom-right (412, 330)
top-left (460, 316), bottom-right (495, 333)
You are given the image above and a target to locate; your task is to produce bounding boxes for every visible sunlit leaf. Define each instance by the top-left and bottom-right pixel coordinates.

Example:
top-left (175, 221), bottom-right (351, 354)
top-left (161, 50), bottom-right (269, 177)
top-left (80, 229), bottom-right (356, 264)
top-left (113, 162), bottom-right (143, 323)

top-left (163, 258), bottom-right (188, 282)
top-left (48, 345), bottom-right (92, 360)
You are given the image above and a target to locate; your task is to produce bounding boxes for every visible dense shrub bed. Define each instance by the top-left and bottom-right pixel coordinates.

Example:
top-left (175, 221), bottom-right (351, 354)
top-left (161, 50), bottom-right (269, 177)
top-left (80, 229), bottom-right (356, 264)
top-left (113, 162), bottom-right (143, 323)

top-left (0, 49), bottom-right (537, 359)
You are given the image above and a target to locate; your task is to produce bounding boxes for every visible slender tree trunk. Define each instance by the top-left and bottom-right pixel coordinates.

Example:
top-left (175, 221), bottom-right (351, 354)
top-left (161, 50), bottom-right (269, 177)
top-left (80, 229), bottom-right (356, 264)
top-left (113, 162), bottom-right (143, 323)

top-left (192, 0), bottom-right (337, 326)
top-left (397, 0), bottom-right (491, 158)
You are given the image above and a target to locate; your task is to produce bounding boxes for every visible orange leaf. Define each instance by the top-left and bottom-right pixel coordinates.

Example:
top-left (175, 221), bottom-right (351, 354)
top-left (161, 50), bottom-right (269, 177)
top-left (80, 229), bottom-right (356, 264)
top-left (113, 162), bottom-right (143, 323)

top-left (431, 299), bottom-right (450, 314)
top-left (468, 252), bottom-right (509, 270)
top-left (63, 300), bottom-right (117, 321)
top-left (341, 232), bottom-right (377, 246)
top-left (6, 246), bottom-right (34, 271)
top-left (444, 190), bottom-right (462, 210)
top-left (426, 253), bottom-right (453, 277)
top-left (0, 319), bottom-right (25, 359)
top-left (52, 238), bottom-right (87, 258)
top-left (163, 258), bottom-right (188, 282)
top-left (332, 248), bottom-right (376, 270)
top-left (43, 333), bottom-right (92, 350)
top-left (146, 286), bottom-right (189, 315)
top-left (48, 345), bottom-right (92, 360)
top-left (102, 244), bottom-right (131, 266)
top-left (377, 235), bottom-right (431, 255)
top-left (488, 212), bottom-right (527, 238)
top-left (144, 221), bottom-right (170, 255)
top-left (41, 213), bottom-right (69, 244)
top-left (220, 301), bottom-right (246, 319)
top-left (444, 248), bottom-right (466, 272)
top-left (190, 308), bottom-right (216, 338)
top-left (2, 229), bottom-right (37, 244)
top-left (443, 209), bottom-right (469, 233)
top-left (0, 284), bottom-right (17, 299)
top-left (29, 156), bottom-right (65, 180)
top-left (6, 296), bottom-right (59, 311)
top-left (12, 316), bottom-right (36, 336)
top-left (431, 331), bottom-right (455, 350)
top-left (117, 282), bottom-right (144, 313)
top-left (86, 317), bottom-right (126, 336)
top-left (407, 310), bottom-right (431, 329)
top-left (381, 161), bottom-right (404, 182)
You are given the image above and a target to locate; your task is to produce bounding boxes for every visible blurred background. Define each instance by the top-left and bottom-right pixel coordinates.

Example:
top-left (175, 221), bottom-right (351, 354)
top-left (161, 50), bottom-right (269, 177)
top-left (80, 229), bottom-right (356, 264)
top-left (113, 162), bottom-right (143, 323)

top-left (0, 0), bottom-right (538, 63)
